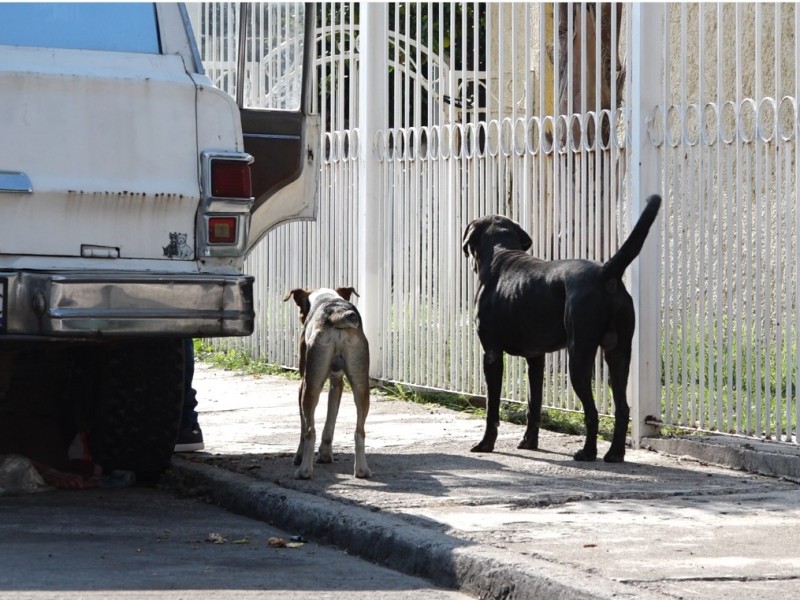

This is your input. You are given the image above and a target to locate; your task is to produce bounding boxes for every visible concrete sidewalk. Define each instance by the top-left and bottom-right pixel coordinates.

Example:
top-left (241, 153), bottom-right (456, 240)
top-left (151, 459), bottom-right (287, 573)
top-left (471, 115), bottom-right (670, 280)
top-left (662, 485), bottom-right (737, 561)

top-left (170, 364), bottom-right (800, 600)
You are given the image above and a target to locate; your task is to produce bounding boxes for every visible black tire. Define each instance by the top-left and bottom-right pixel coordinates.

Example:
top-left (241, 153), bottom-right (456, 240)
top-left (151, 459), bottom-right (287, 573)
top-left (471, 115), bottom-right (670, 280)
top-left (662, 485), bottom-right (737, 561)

top-left (90, 339), bottom-right (185, 482)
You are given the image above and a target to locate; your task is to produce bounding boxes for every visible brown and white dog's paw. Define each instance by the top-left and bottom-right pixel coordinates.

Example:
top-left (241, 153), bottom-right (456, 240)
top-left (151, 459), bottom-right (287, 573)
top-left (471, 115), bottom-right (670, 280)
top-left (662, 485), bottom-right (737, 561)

top-left (354, 465), bottom-right (372, 479)
top-left (294, 466), bottom-right (313, 480)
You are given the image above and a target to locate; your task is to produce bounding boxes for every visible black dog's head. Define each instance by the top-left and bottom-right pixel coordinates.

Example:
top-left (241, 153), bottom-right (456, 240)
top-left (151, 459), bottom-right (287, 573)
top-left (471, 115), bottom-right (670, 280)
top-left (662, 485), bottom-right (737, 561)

top-left (462, 215), bottom-right (532, 272)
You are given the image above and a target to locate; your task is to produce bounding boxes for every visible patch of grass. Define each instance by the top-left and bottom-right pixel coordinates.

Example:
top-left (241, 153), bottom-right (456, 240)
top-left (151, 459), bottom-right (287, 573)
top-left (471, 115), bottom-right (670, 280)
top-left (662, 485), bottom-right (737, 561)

top-left (379, 383), bottom-right (484, 416)
top-left (378, 382), bottom-right (622, 440)
top-left (539, 409), bottom-right (587, 436)
top-left (502, 402), bottom-right (619, 440)
top-left (193, 339), bottom-right (300, 379)
top-left (661, 320), bottom-right (799, 436)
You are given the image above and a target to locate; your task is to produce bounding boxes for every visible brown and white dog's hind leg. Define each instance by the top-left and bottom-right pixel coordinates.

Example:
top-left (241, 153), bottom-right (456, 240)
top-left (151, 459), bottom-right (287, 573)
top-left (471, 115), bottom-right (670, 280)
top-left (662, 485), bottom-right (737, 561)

top-left (351, 379), bottom-right (371, 478)
top-left (293, 334), bottom-right (309, 467)
top-left (317, 373), bottom-right (344, 463)
top-left (345, 352), bottom-right (371, 478)
top-left (294, 379), bottom-right (319, 478)
top-left (294, 369), bottom-right (327, 480)
top-left (293, 384), bottom-right (306, 466)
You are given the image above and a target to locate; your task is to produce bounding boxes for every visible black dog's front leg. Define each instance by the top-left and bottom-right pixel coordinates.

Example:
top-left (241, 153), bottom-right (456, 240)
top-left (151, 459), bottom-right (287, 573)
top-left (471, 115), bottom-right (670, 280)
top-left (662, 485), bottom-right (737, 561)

top-left (518, 355), bottom-right (544, 450)
top-left (574, 403), bottom-right (599, 462)
top-left (472, 350), bottom-right (503, 453)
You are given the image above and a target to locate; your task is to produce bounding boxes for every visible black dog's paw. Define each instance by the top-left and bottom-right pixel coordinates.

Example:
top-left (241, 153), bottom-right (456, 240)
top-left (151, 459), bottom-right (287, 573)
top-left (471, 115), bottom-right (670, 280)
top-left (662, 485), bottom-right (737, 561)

top-left (573, 449), bottom-right (597, 462)
top-left (603, 451), bottom-right (625, 463)
top-left (470, 439), bottom-right (496, 453)
top-left (517, 435), bottom-right (539, 450)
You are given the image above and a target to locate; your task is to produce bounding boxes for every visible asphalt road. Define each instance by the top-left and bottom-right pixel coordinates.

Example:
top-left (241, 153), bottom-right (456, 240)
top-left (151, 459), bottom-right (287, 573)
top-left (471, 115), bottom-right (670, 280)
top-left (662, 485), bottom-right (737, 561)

top-left (0, 485), bottom-right (470, 599)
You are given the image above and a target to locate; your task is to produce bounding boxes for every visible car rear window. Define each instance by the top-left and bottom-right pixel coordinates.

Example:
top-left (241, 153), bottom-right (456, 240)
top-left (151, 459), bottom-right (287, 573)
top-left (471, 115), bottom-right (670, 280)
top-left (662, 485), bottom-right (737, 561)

top-left (0, 3), bottom-right (160, 54)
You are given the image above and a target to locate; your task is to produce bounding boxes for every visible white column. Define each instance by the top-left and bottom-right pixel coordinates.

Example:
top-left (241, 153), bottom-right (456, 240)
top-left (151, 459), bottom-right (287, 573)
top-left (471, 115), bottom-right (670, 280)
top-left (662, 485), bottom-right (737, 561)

top-left (629, 3), bottom-right (665, 445)
top-left (357, 3), bottom-right (387, 378)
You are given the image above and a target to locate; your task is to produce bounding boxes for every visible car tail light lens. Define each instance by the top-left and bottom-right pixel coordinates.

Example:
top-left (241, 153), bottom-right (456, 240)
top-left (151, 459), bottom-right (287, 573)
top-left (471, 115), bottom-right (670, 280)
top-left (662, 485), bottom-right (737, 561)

top-left (208, 217), bottom-right (237, 244)
top-left (211, 160), bottom-right (252, 199)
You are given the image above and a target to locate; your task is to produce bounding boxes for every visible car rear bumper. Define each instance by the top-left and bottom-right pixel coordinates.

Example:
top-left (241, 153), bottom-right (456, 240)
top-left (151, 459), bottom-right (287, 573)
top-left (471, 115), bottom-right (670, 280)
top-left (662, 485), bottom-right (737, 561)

top-left (0, 270), bottom-right (254, 339)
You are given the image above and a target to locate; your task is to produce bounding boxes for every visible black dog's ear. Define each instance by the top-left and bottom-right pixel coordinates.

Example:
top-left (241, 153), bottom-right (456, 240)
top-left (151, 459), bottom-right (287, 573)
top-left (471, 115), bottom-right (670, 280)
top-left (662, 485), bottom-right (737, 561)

top-left (335, 287), bottom-right (359, 302)
top-left (462, 219), bottom-right (484, 273)
top-left (283, 288), bottom-right (312, 323)
top-left (512, 221), bottom-right (533, 252)
top-left (462, 220), bottom-right (480, 258)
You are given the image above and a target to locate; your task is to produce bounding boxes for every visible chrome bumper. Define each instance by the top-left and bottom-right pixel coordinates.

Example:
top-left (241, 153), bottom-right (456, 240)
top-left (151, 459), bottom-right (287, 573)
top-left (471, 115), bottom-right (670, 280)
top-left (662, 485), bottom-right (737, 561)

top-left (0, 271), bottom-right (254, 338)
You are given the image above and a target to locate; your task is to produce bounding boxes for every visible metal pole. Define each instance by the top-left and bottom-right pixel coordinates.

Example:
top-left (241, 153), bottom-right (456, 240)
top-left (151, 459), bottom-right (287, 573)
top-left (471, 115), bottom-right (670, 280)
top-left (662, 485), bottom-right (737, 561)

top-left (357, 3), bottom-right (387, 377)
top-left (629, 3), bottom-right (665, 446)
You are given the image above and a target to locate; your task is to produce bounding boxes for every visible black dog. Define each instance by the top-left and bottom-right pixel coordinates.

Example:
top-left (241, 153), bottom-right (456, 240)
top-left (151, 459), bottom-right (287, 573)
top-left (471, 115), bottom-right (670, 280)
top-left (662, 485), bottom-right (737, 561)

top-left (462, 195), bottom-right (661, 462)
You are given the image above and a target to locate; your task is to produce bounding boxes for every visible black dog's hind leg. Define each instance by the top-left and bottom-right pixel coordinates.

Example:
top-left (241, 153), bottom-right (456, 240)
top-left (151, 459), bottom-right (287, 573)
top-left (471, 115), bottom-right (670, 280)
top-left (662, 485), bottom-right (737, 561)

top-left (472, 350), bottom-right (503, 452)
top-left (518, 355), bottom-right (545, 450)
top-left (568, 348), bottom-right (599, 461)
top-left (603, 344), bottom-right (631, 463)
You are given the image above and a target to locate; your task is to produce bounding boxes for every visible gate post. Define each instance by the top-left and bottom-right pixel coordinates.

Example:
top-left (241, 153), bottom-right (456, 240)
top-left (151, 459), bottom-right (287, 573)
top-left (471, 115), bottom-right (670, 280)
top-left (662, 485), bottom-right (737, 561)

top-left (357, 3), bottom-right (387, 378)
top-left (628, 3), bottom-right (665, 446)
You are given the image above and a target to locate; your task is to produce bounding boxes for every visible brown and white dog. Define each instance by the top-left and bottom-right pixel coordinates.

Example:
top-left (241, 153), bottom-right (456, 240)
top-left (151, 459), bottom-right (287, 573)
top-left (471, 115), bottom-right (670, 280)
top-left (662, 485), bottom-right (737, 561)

top-left (283, 287), bottom-right (371, 479)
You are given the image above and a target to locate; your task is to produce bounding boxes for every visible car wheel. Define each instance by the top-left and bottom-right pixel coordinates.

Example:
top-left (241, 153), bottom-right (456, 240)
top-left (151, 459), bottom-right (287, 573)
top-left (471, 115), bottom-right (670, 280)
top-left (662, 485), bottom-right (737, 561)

top-left (90, 339), bottom-right (184, 482)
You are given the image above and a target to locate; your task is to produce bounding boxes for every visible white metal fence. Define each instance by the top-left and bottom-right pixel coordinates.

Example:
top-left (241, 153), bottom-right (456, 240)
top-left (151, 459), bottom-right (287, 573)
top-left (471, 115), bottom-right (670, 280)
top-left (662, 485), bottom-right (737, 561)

top-left (655, 4), bottom-right (799, 442)
top-left (191, 3), bottom-right (800, 447)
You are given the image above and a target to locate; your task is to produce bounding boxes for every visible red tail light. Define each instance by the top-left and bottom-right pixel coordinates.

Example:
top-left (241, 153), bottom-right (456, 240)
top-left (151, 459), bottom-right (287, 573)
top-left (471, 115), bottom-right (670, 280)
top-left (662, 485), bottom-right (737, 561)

top-left (208, 217), bottom-right (237, 244)
top-left (211, 160), bottom-right (252, 199)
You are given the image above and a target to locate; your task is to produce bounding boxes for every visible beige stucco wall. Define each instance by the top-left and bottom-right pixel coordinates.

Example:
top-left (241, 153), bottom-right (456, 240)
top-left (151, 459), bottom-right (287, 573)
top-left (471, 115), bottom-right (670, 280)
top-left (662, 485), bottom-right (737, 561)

top-left (669, 3), bottom-right (796, 106)
top-left (497, 3), bottom-right (797, 123)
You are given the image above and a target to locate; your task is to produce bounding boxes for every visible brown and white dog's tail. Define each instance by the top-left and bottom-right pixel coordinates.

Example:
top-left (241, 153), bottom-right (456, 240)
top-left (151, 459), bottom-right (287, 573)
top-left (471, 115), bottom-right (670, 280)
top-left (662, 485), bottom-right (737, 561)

top-left (601, 194), bottom-right (661, 282)
top-left (328, 308), bottom-right (361, 330)
top-left (310, 288), bottom-right (362, 329)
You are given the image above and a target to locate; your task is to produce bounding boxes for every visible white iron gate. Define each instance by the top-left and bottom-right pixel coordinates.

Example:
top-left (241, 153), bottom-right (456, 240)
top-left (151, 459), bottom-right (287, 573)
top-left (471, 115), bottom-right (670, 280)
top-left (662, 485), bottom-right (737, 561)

top-left (190, 3), bottom-right (800, 447)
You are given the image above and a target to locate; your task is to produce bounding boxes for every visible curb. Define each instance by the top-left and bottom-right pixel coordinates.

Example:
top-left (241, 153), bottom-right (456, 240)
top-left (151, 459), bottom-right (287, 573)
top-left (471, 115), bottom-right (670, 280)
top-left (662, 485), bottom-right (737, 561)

top-left (170, 458), bottom-right (666, 600)
top-left (641, 436), bottom-right (800, 483)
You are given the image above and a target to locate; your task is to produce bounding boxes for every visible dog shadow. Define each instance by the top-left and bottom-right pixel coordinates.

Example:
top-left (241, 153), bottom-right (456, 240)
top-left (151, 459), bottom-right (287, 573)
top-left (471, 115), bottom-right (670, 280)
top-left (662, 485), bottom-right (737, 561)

top-left (188, 438), bottom-right (785, 523)
top-left (193, 449), bottom-right (510, 500)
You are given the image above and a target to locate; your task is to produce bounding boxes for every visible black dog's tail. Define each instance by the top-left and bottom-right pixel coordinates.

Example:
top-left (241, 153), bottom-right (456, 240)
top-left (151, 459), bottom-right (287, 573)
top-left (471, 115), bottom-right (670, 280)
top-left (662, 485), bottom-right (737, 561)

top-left (601, 195), bottom-right (662, 281)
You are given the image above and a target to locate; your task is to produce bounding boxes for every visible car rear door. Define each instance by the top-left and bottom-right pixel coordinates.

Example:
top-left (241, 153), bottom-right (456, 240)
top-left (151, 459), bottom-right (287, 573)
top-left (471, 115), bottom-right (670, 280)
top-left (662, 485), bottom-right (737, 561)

top-left (187, 2), bottom-right (319, 255)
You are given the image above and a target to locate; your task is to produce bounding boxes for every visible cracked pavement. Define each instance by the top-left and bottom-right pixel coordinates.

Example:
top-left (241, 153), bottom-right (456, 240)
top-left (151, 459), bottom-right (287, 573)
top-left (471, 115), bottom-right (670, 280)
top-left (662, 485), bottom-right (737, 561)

top-left (170, 364), bottom-right (800, 599)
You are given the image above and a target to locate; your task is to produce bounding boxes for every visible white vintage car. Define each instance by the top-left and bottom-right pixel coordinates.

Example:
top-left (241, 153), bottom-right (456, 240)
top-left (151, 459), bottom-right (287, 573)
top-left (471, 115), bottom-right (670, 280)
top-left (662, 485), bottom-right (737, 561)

top-left (0, 3), bottom-right (317, 479)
